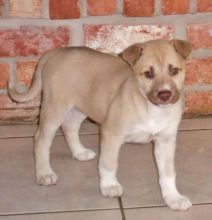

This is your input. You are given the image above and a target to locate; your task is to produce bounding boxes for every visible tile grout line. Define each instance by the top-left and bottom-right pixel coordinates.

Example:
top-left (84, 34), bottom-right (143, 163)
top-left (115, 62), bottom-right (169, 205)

top-left (0, 132), bottom-right (100, 140)
top-left (1, 202), bottom-right (212, 217)
top-left (122, 202), bottom-right (212, 211)
top-left (0, 208), bottom-right (122, 217)
top-left (179, 129), bottom-right (212, 132)
top-left (118, 197), bottom-right (126, 220)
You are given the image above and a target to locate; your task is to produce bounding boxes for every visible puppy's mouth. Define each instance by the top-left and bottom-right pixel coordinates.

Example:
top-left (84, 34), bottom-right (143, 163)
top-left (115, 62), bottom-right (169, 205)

top-left (148, 89), bottom-right (180, 106)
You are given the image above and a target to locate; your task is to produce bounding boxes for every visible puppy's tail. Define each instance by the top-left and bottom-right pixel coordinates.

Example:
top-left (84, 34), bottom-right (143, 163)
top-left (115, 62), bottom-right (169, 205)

top-left (8, 52), bottom-right (50, 103)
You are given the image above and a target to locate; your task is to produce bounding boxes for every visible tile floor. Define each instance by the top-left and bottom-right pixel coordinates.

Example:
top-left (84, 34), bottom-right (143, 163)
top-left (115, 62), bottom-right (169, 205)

top-left (0, 118), bottom-right (212, 219)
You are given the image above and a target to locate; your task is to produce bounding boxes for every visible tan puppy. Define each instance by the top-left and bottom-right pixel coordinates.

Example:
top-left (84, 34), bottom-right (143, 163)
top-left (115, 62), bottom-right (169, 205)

top-left (8, 39), bottom-right (192, 210)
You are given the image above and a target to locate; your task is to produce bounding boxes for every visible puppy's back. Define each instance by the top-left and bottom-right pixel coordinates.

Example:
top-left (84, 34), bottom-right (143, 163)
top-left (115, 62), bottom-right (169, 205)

top-left (42, 47), bottom-right (132, 123)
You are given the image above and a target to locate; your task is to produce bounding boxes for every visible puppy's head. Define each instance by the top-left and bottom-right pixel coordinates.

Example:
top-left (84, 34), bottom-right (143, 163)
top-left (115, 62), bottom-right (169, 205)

top-left (119, 39), bottom-right (191, 106)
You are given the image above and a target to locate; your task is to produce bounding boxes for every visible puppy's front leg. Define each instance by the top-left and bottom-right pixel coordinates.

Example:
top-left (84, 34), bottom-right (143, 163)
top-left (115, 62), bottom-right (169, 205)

top-left (154, 134), bottom-right (192, 210)
top-left (99, 129), bottom-right (124, 198)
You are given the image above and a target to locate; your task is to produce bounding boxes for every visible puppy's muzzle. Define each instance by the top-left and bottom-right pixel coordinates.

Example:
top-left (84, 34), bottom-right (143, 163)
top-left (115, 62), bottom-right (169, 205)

top-left (148, 88), bottom-right (179, 106)
top-left (157, 90), bottom-right (172, 102)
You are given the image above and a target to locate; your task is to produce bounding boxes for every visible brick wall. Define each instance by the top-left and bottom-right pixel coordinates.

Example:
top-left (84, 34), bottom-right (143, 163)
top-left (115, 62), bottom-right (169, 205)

top-left (0, 0), bottom-right (211, 123)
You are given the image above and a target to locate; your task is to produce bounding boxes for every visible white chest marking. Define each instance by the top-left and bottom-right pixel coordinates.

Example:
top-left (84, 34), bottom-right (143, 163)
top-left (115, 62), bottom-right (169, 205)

top-left (126, 120), bottom-right (161, 143)
top-left (125, 101), bottom-right (181, 143)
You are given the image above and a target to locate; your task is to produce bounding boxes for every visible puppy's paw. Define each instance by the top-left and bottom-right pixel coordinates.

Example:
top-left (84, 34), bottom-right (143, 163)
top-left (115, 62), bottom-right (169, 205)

top-left (74, 148), bottom-right (96, 161)
top-left (165, 194), bottom-right (192, 210)
top-left (37, 172), bottom-right (58, 186)
top-left (100, 182), bottom-right (123, 198)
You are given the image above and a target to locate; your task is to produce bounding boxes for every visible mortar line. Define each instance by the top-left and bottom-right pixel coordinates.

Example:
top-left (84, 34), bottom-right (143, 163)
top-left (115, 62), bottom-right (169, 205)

top-left (79, 0), bottom-right (87, 18)
top-left (0, 13), bottom-right (211, 27)
top-left (2, 0), bottom-right (9, 18)
top-left (70, 23), bottom-right (84, 46)
top-left (116, 0), bottom-right (124, 14)
top-left (41, 0), bottom-right (50, 19)
top-left (155, 0), bottom-right (161, 16)
top-left (174, 18), bottom-right (187, 40)
top-left (191, 49), bottom-right (212, 58)
top-left (189, 0), bottom-right (197, 14)
top-left (185, 84), bottom-right (212, 92)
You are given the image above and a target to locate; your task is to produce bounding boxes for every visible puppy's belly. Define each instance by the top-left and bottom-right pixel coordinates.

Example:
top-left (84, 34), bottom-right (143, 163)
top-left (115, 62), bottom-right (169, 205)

top-left (125, 131), bottom-right (154, 144)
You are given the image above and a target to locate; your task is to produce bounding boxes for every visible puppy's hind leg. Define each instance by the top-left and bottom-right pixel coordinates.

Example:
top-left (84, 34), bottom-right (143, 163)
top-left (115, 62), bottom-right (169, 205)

top-left (35, 104), bottom-right (69, 186)
top-left (62, 108), bottom-right (96, 161)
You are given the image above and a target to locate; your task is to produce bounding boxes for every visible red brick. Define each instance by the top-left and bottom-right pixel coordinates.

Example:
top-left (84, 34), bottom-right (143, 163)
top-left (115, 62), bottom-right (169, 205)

top-left (88, 0), bottom-right (116, 16)
top-left (187, 24), bottom-right (212, 49)
top-left (185, 58), bottom-right (212, 85)
top-left (9, 0), bottom-right (42, 18)
top-left (185, 91), bottom-right (212, 115)
top-left (49, 0), bottom-right (80, 19)
top-left (84, 25), bottom-right (174, 53)
top-left (0, 26), bottom-right (70, 57)
top-left (0, 109), bottom-right (39, 121)
top-left (0, 94), bottom-right (40, 109)
top-left (124, 0), bottom-right (154, 17)
top-left (161, 0), bottom-right (189, 15)
top-left (197, 0), bottom-right (212, 13)
top-left (0, 63), bottom-right (9, 89)
top-left (16, 61), bottom-right (37, 86)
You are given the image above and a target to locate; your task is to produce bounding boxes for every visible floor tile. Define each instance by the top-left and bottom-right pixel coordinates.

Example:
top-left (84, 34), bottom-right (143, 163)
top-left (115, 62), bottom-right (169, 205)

top-left (1, 122), bottom-right (212, 217)
top-left (179, 118), bottom-right (212, 131)
top-left (125, 204), bottom-right (212, 220)
top-left (119, 142), bottom-right (163, 208)
top-left (0, 124), bottom-right (36, 138)
top-left (0, 135), bottom-right (119, 215)
top-left (0, 209), bottom-right (122, 220)
top-left (119, 130), bottom-right (212, 208)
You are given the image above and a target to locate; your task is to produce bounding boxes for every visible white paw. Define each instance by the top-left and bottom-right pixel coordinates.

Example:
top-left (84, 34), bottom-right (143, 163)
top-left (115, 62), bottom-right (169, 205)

top-left (164, 194), bottom-right (192, 210)
top-left (37, 172), bottom-right (58, 186)
top-left (100, 182), bottom-right (123, 198)
top-left (74, 149), bottom-right (96, 161)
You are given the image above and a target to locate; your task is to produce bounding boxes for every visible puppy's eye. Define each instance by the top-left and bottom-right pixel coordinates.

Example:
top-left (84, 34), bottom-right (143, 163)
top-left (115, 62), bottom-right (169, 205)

top-left (171, 68), bottom-right (179, 75)
top-left (144, 68), bottom-right (154, 79)
top-left (169, 65), bottom-right (179, 76)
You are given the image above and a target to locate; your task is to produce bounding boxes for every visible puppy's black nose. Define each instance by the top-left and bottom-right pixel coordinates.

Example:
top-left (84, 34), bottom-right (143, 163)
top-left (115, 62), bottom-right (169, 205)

top-left (157, 90), bottom-right (172, 102)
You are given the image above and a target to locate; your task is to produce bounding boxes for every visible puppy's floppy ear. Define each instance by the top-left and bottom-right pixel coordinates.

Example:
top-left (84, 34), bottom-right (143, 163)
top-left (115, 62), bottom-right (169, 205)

top-left (170, 39), bottom-right (192, 59)
top-left (119, 43), bottom-right (143, 66)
